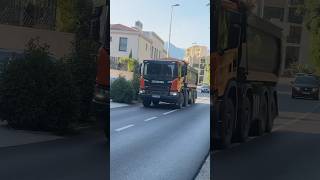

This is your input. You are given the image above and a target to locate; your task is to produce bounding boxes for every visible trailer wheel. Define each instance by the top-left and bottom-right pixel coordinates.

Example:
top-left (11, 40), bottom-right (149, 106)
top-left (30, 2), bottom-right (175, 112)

top-left (143, 100), bottom-right (151, 107)
top-left (257, 96), bottom-right (268, 135)
top-left (266, 95), bottom-right (276, 132)
top-left (217, 98), bottom-right (235, 148)
top-left (235, 97), bottom-right (252, 142)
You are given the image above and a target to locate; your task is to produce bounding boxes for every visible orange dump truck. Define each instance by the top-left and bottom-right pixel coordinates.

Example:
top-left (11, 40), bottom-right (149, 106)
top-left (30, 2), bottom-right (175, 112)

top-left (139, 58), bottom-right (198, 109)
top-left (212, 0), bottom-right (282, 148)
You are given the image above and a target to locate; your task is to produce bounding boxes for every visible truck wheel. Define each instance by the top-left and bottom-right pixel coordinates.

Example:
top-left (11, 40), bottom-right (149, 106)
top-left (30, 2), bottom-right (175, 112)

top-left (188, 91), bottom-right (192, 104)
top-left (143, 100), bottom-right (151, 107)
top-left (257, 96), bottom-right (268, 135)
top-left (266, 96), bottom-right (276, 133)
top-left (153, 100), bottom-right (159, 106)
top-left (217, 98), bottom-right (235, 149)
top-left (236, 97), bottom-right (251, 142)
top-left (176, 94), bottom-right (183, 109)
top-left (183, 91), bottom-right (188, 107)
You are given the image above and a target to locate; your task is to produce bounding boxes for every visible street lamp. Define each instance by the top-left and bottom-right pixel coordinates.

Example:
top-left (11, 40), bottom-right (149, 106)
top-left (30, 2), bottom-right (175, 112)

top-left (167, 3), bottom-right (180, 58)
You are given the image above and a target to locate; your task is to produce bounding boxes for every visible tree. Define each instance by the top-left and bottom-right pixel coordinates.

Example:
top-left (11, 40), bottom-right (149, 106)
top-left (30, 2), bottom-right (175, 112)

top-left (119, 57), bottom-right (139, 72)
top-left (56, 0), bottom-right (77, 32)
top-left (301, 0), bottom-right (320, 74)
top-left (68, 0), bottom-right (100, 121)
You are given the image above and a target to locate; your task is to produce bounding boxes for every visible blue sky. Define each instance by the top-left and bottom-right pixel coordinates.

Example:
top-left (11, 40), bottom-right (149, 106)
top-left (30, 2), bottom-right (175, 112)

top-left (110, 0), bottom-right (210, 49)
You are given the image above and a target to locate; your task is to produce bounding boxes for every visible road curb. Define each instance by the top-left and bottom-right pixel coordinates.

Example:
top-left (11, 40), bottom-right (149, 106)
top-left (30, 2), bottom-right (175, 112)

top-left (195, 153), bottom-right (210, 180)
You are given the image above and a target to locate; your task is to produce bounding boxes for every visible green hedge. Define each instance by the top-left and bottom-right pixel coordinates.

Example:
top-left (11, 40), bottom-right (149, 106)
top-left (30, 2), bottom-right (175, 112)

top-left (0, 39), bottom-right (80, 132)
top-left (110, 77), bottom-right (134, 104)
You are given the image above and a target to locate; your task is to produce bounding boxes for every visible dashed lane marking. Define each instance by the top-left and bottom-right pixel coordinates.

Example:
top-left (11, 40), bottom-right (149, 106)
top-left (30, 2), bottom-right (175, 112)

top-left (163, 109), bottom-right (178, 115)
top-left (144, 116), bottom-right (158, 122)
top-left (115, 124), bottom-right (134, 132)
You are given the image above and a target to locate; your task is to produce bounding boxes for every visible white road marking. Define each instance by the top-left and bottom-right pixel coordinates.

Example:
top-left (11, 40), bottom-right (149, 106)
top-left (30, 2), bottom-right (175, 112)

top-left (144, 116), bottom-right (158, 122)
top-left (214, 103), bottom-right (320, 154)
top-left (273, 102), bottom-right (320, 131)
top-left (163, 109), bottom-right (178, 115)
top-left (115, 124), bottom-right (134, 132)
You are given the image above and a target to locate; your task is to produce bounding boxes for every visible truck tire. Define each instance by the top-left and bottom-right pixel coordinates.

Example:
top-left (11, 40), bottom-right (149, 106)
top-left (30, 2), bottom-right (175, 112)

top-left (256, 95), bottom-right (268, 135)
top-left (266, 95), bottom-right (276, 133)
top-left (143, 100), bottom-right (151, 107)
top-left (216, 98), bottom-right (235, 149)
top-left (188, 91), bottom-right (192, 104)
top-left (183, 91), bottom-right (188, 107)
top-left (235, 97), bottom-right (252, 142)
top-left (176, 94), bottom-right (183, 109)
top-left (153, 100), bottom-right (159, 106)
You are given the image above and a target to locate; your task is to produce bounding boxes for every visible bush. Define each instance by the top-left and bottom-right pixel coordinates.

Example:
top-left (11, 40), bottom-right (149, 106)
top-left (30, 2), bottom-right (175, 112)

top-left (0, 38), bottom-right (80, 132)
top-left (110, 77), bottom-right (134, 104)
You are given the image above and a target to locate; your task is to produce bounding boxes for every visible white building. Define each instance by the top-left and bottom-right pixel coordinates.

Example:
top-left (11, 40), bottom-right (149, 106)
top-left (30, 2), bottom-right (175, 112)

top-left (110, 21), bottom-right (166, 64)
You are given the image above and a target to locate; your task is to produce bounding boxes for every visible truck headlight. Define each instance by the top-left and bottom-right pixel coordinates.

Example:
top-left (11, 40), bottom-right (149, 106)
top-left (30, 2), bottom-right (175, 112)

top-left (312, 88), bottom-right (318, 92)
top-left (170, 92), bottom-right (178, 96)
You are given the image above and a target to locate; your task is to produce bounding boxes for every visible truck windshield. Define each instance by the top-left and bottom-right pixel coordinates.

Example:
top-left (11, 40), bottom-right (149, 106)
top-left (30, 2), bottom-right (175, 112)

top-left (143, 62), bottom-right (178, 80)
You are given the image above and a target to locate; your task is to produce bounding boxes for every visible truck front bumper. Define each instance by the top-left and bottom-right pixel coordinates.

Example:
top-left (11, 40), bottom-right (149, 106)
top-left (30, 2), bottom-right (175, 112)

top-left (139, 93), bottom-right (179, 103)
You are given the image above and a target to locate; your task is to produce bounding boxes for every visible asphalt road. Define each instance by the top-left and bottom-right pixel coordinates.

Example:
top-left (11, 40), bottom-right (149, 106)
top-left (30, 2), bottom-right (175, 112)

top-left (0, 130), bottom-right (108, 180)
top-left (110, 93), bottom-right (210, 180)
top-left (213, 80), bottom-right (320, 180)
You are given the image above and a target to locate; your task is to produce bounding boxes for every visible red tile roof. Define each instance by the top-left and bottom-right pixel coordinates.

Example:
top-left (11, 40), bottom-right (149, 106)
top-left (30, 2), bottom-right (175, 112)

top-left (110, 24), bottom-right (138, 32)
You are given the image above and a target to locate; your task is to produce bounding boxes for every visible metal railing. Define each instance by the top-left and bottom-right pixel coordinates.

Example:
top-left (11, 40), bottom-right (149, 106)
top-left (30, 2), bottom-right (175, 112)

top-left (0, 0), bottom-right (57, 30)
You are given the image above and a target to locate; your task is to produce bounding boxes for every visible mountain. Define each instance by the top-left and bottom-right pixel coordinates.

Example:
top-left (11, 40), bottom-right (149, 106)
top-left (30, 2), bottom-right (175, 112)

top-left (164, 42), bottom-right (185, 60)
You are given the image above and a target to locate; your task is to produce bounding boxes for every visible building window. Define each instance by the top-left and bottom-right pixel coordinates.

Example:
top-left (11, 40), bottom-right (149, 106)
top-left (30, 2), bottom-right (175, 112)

top-left (110, 36), bottom-right (112, 42)
top-left (119, 37), bottom-right (128, 52)
top-left (200, 70), bottom-right (204, 75)
top-left (285, 46), bottom-right (300, 68)
top-left (287, 26), bottom-right (302, 44)
top-left (264, 6), bottom-right (284, 21)
top-left (288, 8), bottom-right (303, 24)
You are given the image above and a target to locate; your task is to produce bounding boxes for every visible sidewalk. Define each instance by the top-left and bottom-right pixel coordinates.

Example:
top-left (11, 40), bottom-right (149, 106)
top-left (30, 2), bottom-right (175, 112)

top-left (195, 155), bottom-right (210, 180)
top-left (110, 101), bottom-right (130, 109)
top-left (0, 120), bottom-right (62, 148)
top-left (110, 99), bottom-right (140, 109)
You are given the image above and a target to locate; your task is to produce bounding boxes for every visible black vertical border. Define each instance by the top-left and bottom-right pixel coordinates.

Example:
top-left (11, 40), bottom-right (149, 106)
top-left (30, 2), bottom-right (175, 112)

top-left (106, 0), bottom-right (110, 179)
